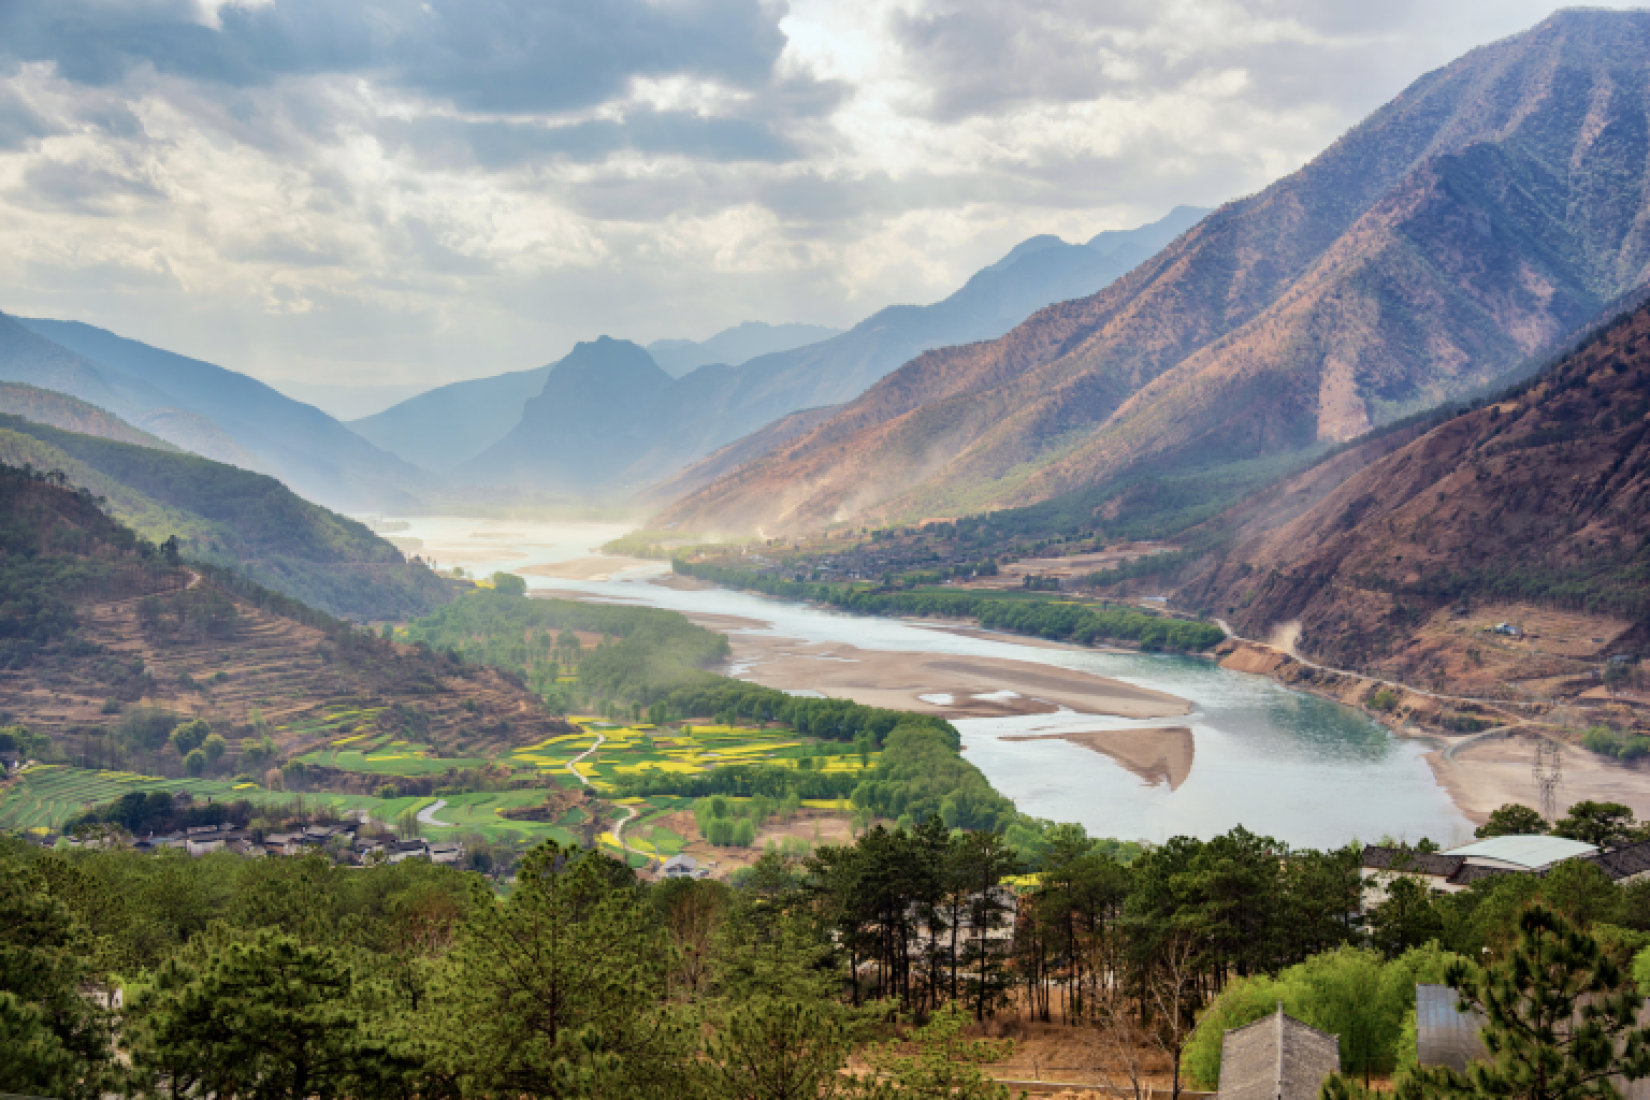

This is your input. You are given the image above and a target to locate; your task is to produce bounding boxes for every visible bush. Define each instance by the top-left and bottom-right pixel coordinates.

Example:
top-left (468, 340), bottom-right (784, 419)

top-left (1367, 689), bottom-right (1399, 712)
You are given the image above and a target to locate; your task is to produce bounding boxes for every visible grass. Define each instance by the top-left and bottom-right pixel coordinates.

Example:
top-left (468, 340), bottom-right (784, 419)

top-left (7, 718), bottom-right (871, 865)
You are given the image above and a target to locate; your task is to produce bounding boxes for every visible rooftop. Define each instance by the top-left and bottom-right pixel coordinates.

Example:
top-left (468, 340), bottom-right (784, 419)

top-left (1443, 835), bottom-right (1598, 869)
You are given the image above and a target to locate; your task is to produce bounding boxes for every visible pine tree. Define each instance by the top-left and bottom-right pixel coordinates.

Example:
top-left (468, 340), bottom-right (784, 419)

top-left (415, 841), bottom-right (692, 1099)
top-left (1394, 903), bottom-right (1650, 1099)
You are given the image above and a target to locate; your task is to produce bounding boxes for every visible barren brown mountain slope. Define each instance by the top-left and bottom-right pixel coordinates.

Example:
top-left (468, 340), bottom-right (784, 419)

top-left (659, 10), bottom-right (1650, 535)
top-left (0, 470), bottom-right (573, 784)
top-left (1177, 296), bottom-right (1650, 693)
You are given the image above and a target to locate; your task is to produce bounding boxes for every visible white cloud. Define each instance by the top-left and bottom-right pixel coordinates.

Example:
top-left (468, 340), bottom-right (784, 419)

top-left (0, 0), bottom-right (1616, 388)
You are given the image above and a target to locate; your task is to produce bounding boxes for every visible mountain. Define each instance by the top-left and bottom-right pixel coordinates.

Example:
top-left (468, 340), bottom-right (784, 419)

top-left (647, 321), bottom-right (844, 377)
top-left (269, 379), bottom-right (427, 421)
top-left (357, 206), bottom-right (1207, 485)
top-left (1176, 292), bottom-right (1650, 692)
top-left (0, 383), bottom-right (180, 451)
top-left (459, 337), bottom-right (675, 489)
top-left (0, 463), bottom-right (567, 769)
top-left (350, 363), bottom-right (556, 474)
top-left (655, 11), bottom-right (1650, 534)
top-left (7, 317), bottom-right (430, 512)
top-left (0, 413), bottom-right (450, 621)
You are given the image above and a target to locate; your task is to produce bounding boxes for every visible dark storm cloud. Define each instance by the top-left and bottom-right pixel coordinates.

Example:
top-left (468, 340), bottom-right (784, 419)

top-left (0, 0), bottom-right (789, 114)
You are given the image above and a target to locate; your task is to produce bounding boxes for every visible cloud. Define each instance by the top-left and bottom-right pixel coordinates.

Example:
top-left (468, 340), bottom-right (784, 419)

top-left (14, 158), bottom-right (166, 215)
top-left (0, 0), bottom-right (1614, 391)
top-left (0, 0), bottom-right (789, 112)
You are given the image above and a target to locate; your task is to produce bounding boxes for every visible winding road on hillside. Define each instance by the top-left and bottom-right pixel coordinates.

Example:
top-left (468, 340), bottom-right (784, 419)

top-left (566, 729), bottom-right (649, 867)
top-left (416, 798), bottom-right (453, 827)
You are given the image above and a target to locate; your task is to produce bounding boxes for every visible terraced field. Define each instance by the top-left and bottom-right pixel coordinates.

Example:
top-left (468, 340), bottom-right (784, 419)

top-left (0, 764), bottom-right (433, 833)
top-left (5, 716), bottom-right (879, 869)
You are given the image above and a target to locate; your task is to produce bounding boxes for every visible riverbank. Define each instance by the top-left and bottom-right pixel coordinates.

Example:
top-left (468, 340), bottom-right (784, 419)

top-left (1214, 637), bottom-right (1650, 825)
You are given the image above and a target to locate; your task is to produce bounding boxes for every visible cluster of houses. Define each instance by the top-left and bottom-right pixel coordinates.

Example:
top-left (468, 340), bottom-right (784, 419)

top-left (1358, 833), bottom-right (1650, 905)
top-left (49, 817), bottom-right (465, 866)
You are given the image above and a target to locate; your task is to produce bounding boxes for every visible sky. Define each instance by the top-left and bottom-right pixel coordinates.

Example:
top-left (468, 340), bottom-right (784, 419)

top-left (0, 0), bottom-right (1631, 392)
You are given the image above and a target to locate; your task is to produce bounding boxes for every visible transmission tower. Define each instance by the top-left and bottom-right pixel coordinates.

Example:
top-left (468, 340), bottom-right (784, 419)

top-left (1533, 741), bottom-right (1563, 824)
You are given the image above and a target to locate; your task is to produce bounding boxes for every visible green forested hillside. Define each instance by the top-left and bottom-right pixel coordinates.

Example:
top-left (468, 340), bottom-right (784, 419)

top-left (0, 415), bottom-right (448, 621)
top-left (0, 384), bottom-right (179, 452)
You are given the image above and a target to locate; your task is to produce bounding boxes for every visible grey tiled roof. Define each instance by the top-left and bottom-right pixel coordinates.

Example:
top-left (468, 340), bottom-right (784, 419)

top-left (1579, 839), bottom-right (1650, 882)
top-left (1361, 846), bottom-right (1466, 877)
top-left (1218, 1007), bottom-right (1340, 1100)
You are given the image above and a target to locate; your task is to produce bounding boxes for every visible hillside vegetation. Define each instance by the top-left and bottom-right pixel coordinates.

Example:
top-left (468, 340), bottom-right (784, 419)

top-left (658, 10), bottom-right (1650, 534)
top-left (1178, 292), bottom-right (1650, 687)
top-left (0, 465), bottom-right (571, 788)
top-left (0, 415), bottom-right (449, 621)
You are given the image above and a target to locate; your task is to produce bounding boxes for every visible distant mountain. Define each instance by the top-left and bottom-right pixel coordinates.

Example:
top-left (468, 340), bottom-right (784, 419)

top-left (656, 11), bottom-right (1650, 534)
top-left (6, 317), bottom-right (430, 512)
top-left (1178, 291), bottom-right (1650, 688)
top-left (0, 413), bottom-right (450, 622)
top-left (269, 379), bottom-right (428, 421)
top-left (459, 338), bottom-right (675, 489)
top-left (350, 363), bottom-right (556, 474)
top-left (356, 206), bottom-right (1207, 486)
top-left (647, 321), bottom-right (844, 377)
top-left (0, 383), bottom-right (178, 452)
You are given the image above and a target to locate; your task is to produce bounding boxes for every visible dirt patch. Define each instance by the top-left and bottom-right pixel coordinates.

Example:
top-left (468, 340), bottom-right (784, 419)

top-left (1000, 727), bottom-right (1194, 790)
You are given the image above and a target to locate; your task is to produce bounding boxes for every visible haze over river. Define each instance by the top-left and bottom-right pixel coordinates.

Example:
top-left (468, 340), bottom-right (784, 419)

top-left (388, 516), bottom-right (1473, 849)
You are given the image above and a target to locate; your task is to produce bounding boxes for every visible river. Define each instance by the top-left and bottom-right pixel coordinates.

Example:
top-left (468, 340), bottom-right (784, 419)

top-left (385, 516), bottom-right (1473, 849)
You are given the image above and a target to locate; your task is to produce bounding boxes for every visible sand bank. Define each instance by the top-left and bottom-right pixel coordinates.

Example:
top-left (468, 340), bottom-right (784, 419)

top-left (1423, 729), bottom-right (1650, 826)
top-left (1000, 726), bottom-right (1195, 789)
top-left (518, 556), bottom-right (652, 581)
top-left (713, 631), bottom-right (1191, 720)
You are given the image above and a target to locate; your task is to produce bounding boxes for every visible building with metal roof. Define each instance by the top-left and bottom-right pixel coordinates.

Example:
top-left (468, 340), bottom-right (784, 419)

top-left (1441, 835), bottom-right (1599, 870)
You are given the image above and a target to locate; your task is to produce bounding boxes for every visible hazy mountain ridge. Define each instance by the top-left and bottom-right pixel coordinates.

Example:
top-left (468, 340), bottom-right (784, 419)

top-left (350, 362), bottom-right (556, 473)
top-left (0, 382), bottom-right (180, 452)
top-left (655, 11), bottom-right (1650, 533)
top-left (646, 321), bottom-right (844, 377)
top-left (354, 207), bottom-right (1207, 490)
top-left (11, 317), bottom-right (431, 512)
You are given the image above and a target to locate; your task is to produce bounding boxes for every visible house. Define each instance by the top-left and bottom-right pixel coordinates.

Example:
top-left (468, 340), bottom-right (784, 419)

top-left (1217, 1006), bottom-right (1340, 1100)
top-left (428, 842), bottom-right (465, 866)
top-left (662, 854), bottom-right (699, 878)
top-left (263, 832), bottom-right (302, 857)
top-left (1416, 983), bottom-right (1650, 1098)
top-left (1361, 835), bottom-right (1599, 907)
top-left (185, 829), bottom-right (252, 857)
top-left (387, 838), bottom-right (431, 863)
top-left (1577, 838), bottom-right (1650, 885)
top-left (0, 750), bottom-right (18, 774)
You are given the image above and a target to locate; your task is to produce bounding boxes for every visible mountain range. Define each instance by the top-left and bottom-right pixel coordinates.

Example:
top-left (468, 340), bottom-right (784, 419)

top-left (654, 10), bottom-right (1650, 535)
top-left (646, 321), bottom-right (845, 377)
top-left (1177, 286), bottom-right (1650, 688)
top-left (355, 205), bottom-right (1209, 487)
top-left (0, 315), bottom-right (429, 513)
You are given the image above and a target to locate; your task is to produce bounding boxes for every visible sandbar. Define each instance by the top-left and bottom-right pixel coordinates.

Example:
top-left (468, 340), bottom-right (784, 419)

top-left (1000, 726), bottom-right (1195, 790)
top-left (518, 556), bottom-right (652, 581)
top-left (1423, 729), bottom-right (1650, 825)
top-left (712, 631), bottom-right (1191, 720)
